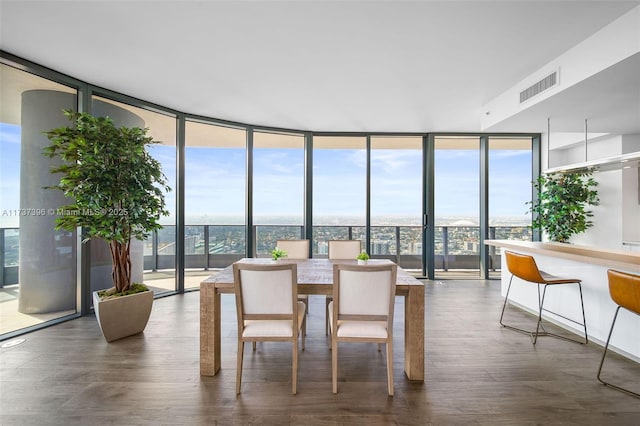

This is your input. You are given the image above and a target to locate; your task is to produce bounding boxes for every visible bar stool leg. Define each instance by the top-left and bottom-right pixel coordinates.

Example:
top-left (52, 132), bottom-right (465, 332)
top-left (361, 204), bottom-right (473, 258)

top-left (499, 275), bottom-right (515, 327)
top-left (501, 275), bottom-right (587, 345)
top-left (597, 306), bottom-right (640, 398)
top-left (578, 283), bottom-right (588, 344)
top-left (532, 284), bottom-right (548, 345)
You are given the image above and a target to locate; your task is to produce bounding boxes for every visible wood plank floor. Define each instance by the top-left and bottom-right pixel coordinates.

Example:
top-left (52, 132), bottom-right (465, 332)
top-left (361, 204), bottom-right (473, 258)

top-left (1, 279), bottom-right (639, 425)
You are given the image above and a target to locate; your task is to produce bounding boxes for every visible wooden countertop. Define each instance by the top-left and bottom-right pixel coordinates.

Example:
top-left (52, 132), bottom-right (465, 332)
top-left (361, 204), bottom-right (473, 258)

top-left (485, 240), bottom-right (640, 273)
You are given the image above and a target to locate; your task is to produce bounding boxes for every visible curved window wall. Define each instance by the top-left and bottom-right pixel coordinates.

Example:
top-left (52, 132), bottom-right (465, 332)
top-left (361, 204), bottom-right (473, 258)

top-left (0, 52), bottom-right (540, 338)
top-left (0, 63), bottom-right (80, 336)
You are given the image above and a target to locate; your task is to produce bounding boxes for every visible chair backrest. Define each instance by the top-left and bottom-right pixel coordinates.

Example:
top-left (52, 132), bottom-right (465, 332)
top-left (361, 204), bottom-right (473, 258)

top-left (332, 263), bottom-right (397, 324)
top-left (276, 239), bottom-right (309, 259)
top-left (233, 263), bottom-right (298, 319)
top-left (504, 250), bottom-right (546, 283)
top-left (607, 269), bottom-right (640, 315)
top-left (328, 240), bottom-right (362, 260)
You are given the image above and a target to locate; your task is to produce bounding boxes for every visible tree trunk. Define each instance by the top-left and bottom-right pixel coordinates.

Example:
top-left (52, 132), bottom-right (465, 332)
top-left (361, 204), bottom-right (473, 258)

top-left (109, 239), bottom-right (131, 293)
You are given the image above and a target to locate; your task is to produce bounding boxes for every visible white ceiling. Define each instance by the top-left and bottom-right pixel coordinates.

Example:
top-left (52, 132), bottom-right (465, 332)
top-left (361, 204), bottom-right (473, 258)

top-left (1, 0), bottom-right (638, 133)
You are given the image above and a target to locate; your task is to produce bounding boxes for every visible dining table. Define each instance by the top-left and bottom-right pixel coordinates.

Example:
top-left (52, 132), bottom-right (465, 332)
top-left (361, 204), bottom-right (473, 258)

top-left (200, 258), bottom-right (425, 381)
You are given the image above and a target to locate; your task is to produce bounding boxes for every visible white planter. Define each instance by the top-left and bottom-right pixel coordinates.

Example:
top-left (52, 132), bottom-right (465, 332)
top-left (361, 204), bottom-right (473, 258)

top-left (357, 259), bottom-right (368, 265)
top-left (93, 290), bottom-right (153, 342)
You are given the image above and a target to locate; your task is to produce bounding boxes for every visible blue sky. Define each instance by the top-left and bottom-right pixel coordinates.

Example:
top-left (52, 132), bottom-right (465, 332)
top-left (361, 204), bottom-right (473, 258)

top-left (2, 122), bottom-right (532, 227)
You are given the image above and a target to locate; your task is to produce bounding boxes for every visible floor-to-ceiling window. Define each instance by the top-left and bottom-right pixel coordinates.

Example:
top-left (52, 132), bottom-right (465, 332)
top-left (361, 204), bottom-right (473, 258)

top-left (0, 52), bottom-right (540, 339)
top-left (370, 136), bottom-right (423, 270)
top-left (253, 131), bottom-right (305, 257)
top-left (434, 136), bottom-right (480, 277)
top-left (90, 96), bottom-right (177, 296)
top-left (312, 136), bottom-right (367, 256)
top-left (488, 136), bottom-right (534, 275)
top-left (0, 63), bottom-right (80, 336)
top-left (184, 120), bottom-right (246, 290)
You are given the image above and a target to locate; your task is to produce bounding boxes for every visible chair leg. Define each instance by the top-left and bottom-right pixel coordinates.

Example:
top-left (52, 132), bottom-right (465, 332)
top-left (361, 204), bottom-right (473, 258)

top-left (386, 341), bottom-right (394, 397)
top-left (301, 311), bottom-right (306, 351)
top-left (499, 274), bottom-right (515, 327)
top-left (578, 283), bottom-right (588, 344)
top-left (500, 274), bottom-right (545, 339)
top-left (332, 338), bottom-right (338, 394)
top-left (597, 307), bottom-right (639, 398)
top-left (538, 283), bottom-right (588, 345)
top-left (502, 276), bottom-right (587, 345)
top-left (532, 284), bottom-right (547, 345)
top-left (292, 337), bottom-right (298, 395)
top-left (236, 341), bottom-right (244, 395)
top-left (325, 297), bottom-right (331, 336)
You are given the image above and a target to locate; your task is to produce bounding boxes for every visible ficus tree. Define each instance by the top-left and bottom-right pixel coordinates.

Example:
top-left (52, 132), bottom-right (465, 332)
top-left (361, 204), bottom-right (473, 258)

top-left (527, 171), bottom-right (599, 243)
top-left (43, 110), bottom-right (170, 294)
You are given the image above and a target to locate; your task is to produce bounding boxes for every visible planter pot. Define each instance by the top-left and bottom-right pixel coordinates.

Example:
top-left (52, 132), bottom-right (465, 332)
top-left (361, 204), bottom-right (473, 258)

top-left (93, 290), bottom-right (153, 342)
top-left (357, 259), bottom-right (368, 265)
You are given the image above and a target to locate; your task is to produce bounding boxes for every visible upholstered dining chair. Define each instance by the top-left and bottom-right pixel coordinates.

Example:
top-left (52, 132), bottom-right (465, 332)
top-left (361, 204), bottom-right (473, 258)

top-left (500, 250), bottom-right (587, 345)
top-left (325, 240), bottom-right (363, 335)
top-left (276, 239), bottom-right (310, 259)
top-left (276, 239), bottom-right (310, 317)
top-left (329, 263), bottom-right (397, 396)
top-left (233, 262), bottom-right (306, 395)
top-left (597, 269), bottom-right (640, 398)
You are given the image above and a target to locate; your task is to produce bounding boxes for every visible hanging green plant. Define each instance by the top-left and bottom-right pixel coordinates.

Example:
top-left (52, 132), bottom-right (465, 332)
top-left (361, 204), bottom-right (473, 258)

top-left (526, 171), bottom-right (599, 243)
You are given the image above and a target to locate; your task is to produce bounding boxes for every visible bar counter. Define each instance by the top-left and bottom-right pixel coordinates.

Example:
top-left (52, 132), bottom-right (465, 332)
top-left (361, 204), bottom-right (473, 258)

top-left (485, 240), bottom-right (640, 362)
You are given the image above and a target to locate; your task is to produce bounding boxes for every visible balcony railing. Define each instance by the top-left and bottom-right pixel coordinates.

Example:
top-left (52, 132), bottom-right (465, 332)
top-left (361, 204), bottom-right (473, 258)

top-left (1, 225), bottom-right (531, 286)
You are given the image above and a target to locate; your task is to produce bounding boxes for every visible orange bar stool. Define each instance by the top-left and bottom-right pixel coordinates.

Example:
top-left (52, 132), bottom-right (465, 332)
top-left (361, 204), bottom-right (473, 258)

top-left (500, 251), bottom-right (588, 345)
top-left (597, 269), bottom-right (640, 398)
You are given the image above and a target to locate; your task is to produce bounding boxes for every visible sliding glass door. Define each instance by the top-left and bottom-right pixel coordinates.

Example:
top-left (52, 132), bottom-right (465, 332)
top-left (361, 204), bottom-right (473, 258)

top-left (370, 136), bottom-right (423, 270)
top-left (434, 136), bottom-right (480, 277)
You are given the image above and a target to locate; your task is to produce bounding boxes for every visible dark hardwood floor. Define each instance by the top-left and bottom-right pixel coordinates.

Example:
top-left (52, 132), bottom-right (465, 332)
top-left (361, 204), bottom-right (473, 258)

top-left (1, 279), bottom-right (639, 425)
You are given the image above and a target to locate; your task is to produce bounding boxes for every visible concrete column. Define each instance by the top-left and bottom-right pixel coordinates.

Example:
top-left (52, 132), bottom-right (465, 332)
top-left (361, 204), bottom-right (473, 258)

top-left (18, 90), bottom-right (77, 313)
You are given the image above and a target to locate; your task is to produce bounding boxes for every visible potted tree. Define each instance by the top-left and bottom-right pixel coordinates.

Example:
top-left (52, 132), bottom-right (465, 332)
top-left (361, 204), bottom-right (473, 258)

top-left (527, 171), bottom-right (599, 243)
top-left (44, 110), bottom-right (170, 342)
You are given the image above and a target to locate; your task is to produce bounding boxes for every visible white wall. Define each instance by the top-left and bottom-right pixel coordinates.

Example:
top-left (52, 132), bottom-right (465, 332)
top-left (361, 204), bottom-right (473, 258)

top-left (572, 170), bottom-right (622, 250)
top-left (542, 133), bottom-right (640, 249)
top-left (622, 166), bottom-right (640, 244)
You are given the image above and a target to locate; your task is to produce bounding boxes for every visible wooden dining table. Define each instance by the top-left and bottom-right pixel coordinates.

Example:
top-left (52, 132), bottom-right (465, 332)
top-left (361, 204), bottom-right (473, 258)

top-left (200, 258), bottom-right (425, 381)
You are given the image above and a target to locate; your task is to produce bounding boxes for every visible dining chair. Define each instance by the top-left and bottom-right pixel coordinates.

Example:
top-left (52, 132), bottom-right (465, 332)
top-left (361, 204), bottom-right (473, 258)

top-left (276, 239), bottom-right (310, 259)
top-left (325, 240), bottom-right (363, 335)
top-left (597, 269), bottom-right (640, 398)
top-left (276, 239), bottom-right (310, 317)
top-left (329, 263), bottom-right (397, 396)
top-left (500, 250), bottom-right (587, 345)
top-left (233, 262), bottom-right (306, 395)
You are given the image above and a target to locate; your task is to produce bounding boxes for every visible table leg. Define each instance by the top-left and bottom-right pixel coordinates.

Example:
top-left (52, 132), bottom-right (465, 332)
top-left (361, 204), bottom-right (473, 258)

top-left (404, 285), bottom-right (425, 381)
top-left (200, 283), bottom-right (221, 376)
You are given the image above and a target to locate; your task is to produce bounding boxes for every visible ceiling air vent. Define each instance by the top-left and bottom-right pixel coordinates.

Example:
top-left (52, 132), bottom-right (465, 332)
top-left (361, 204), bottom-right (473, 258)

top-left (519, 70), bottom-right (558, 103)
